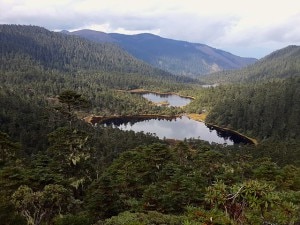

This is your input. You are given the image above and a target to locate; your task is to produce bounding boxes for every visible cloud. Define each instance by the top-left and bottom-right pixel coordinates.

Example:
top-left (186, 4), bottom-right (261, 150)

top-left (157, 13), bottom-right (239, 43)
top-left (1, 0), bottom-right (300, 57)
top-left (263, 13), bottom-right (300, 43)
top-left (210, 12), bottom-right (300, 57)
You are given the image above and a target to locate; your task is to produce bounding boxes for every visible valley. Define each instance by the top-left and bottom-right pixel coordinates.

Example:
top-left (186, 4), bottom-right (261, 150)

top-left (0, 25), bottom-right (299, 225)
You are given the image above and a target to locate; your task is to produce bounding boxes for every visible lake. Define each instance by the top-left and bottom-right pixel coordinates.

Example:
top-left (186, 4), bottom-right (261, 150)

top-left (141, 93), bottom-right (192, 107)
top-left (103, 116), bottom-right (252, 145)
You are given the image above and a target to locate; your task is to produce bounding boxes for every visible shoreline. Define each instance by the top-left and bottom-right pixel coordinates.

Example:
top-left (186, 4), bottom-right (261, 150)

top-left (83, 90), bottom-right (257, 146)
top-left (84, 114), bottom-right (180, 125)
top-left (84, 112), bottom-right (257, 145)
top-left (187, 113), bottom-right (258, 145)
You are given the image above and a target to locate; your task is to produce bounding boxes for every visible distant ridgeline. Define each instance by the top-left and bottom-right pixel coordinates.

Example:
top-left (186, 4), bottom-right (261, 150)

top-left (201, 45), bottom-right (300, 83)
top-left (0, 24), bottom-right (195, 84)
top-left (63, 29), bottom-right (257, 77)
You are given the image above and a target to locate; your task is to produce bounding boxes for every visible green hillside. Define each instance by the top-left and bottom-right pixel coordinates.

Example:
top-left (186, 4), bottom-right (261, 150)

top-left (185, 45), bottom-right (300, 142)
top-left (0, 25), bottom-right (196, 149)
top-left (0, 24), bottom-right (182, 79)
top-left (201, 45), bottom-right (300, 83)
top-left (186, 77), bottom-right (300, 141)
top-left (0, 25), bottom-right (196, 115)
top-left (0, 25), bottom-right (299, 225)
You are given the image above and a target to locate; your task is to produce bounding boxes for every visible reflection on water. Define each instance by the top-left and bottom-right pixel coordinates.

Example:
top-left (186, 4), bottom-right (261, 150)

top-left (142, 93), bottom-right (192, 107)
top-left (103, 116), bottom-right (252, 145)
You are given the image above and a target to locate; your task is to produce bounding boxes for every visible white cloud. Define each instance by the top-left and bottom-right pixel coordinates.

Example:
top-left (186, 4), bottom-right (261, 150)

top-left (1, 0), bottom-right (300, 57)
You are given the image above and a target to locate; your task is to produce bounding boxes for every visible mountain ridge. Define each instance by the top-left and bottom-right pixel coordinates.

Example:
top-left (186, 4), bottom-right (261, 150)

top-left (201, 45), bottom-right (300, 83)
top-left (0, 24), bottom-right (174, 78)
top-left (65, 29), bottom-right (257, 77)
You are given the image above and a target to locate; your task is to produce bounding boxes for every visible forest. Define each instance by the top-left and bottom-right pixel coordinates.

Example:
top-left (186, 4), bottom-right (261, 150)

top-left (200, 45), bottom-right (300, 84)
top-left (0, 25), bottom-right (299, 225)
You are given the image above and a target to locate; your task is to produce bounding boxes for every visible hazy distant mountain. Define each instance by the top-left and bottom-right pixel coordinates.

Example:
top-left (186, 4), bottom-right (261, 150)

top-left (66, 29), bottom-right (257, 77)
top-left (71, 29), bottom-right (116, 43)
top-left (202, 45), bottom-right (300, 83)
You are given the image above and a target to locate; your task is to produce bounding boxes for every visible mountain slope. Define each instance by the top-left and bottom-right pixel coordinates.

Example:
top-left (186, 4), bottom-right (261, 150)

top-left (202, 45), bottom-right (300, 83)
top-left (0, 25), bottom-right (173, 77)
top-left (67, 29), bottom-right (257, 77)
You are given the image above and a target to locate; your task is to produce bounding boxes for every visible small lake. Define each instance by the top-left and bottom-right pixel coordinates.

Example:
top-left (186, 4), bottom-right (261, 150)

top-left (201, 84), bottom-right (219, 88)
top-left (141, 93), bottom-right (192, 107)
top-left (103, 116), bottom-right (252, 145)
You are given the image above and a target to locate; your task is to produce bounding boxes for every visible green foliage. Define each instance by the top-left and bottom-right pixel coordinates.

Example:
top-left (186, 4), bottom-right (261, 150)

top-left (0, 24), bottom-right (299, 225)
top-left (1, 131), bottom-right (299, 224)
top-left (0, 131), bottom-right (21, 166)
top-left (277, 165), bottom-right (300, 190)
top-left (11, 184), bottom-right (73, 225)
top-left (53, 214), bottom-right (92, 225)
top-left (202, 45), bottom-right (300, 83)
top-left (23, 153), bottom-right (66, 189)
top-left (0, 88), bottom-right (63, 155)
top-left (86, 143), bottom-right (173, 218)
top-left (205, 180), bottom-right (299, 224)
top-left (101, 211), bottom-right (184, 225)
top-left (187, 78), bottom-right (300, 141)
top-left (57, 90), bottom-right (89, 126)
top-left (85, 140), bottom-right (299, 223)
top-left (47, 127), bottom-right (91, 167)
top-left (185, 206), bottom-right (232, 225)
top-left (0, 195), bottom-right (26, 225)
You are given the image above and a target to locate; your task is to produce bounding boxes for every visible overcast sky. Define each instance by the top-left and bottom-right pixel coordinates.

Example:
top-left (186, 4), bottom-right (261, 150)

top-left (1, 0), bottom-right (300, 58)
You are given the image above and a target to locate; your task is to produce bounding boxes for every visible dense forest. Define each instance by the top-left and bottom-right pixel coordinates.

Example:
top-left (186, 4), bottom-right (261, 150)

top-left (0, 25), bottom-right (299, 225)
top-left (201, 45), bottom-right (300, 84)
top-left (0, 24), bottom-right (196, 84)
top-left (185, 77), bottom-right (300, 141)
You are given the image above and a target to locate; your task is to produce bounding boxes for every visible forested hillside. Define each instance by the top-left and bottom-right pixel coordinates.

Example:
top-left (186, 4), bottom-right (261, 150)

top-left (185, 77), bottom-right (300, 141)
top-left (0, 24), bottom-right (187, 79)
top-left (201, 45), bottom-right (300, 83)
top-left (186, 45), bottom-right (300, 143)
top-left (66, 29), bottom-right (257, 77)
top-left (0, 24), bottom-right (198, 127)
top-left (0, 25), bottom-right (196, 154)
top-left (0, 24), bottom-right (299, 225)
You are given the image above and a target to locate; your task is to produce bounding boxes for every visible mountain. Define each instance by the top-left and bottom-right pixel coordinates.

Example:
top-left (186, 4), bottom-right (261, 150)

top-left (71, 29), bottom-right (115, 43)
top-left (66, 29), bottom-right (257, 77)
top-left (0, 24), bottom-right (175, 78)
top-left (202, 45), bottom-right (300, 83)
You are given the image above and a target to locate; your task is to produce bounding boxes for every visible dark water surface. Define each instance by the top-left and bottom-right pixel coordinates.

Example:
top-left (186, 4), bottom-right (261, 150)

top-left (104, 116), bottom-right (252, 145)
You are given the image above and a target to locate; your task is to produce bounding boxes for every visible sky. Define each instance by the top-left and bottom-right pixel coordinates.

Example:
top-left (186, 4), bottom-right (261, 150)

top-left (1, 0), bottom-right (300, 58)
